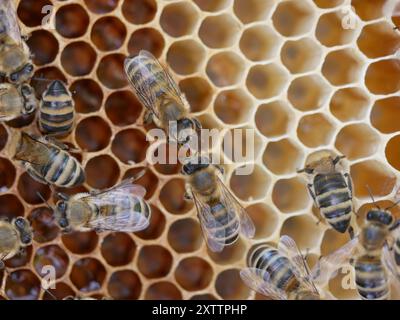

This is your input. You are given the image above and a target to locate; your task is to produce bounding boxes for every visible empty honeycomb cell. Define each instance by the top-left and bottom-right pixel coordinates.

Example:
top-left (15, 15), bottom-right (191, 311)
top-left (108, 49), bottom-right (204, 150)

top-left (62, 231), bottom-right (99, 255)
top-left (328, 271), bottom-right (358, 300)
top-left (206, 52), bottom-right (245, 87)
top-left (320, 229), bottom-right (351, 257)
top-left (335, 124), bottom-right (380, 160)
top-left (128, 28), bottom-right (165, 58)
top-left (255, 101), bottom-right (292, 138)
top-left (152, 142), bottom-right (182, 176)
top-left (138, 245), bottom-right (172, 279)
top-left (371, 97), bottom-right (400, 133)
top-left (111, 129), bottom-right (148, 164)
top-left (352, 0), bottom-right (386, 21)
top-left (215, 269), bottom-right (250, 300)
top-left (91, 17), bottom-right (127, 51)
top-left (33, 245), bottom-right (69, 279)
top-left (365, 59), bottom-right (400, 94)
top-left (17, 0), bottom-right (52, 27)
top-left (70, 258), bottom-right (106, 292)
top-left (199, 14), bottom-right (240, 49)
top-left (233, 0), bottom-right (275, 24)
top-left (246, 64), bottom-right (288, 100)
top-left (246, 203), bottom-right (279, 239)
top-left (288, 75), bottom-right (330, 112)
top-left (313, 0), bottom-right (344, 8)
top-left (122, 0), bottom-right (157, 24)
top-left (84, 0), bottom-right (119, 14)
top-left (350, 160), bottom-right (396, 198)
top-left (322, 49), bottom-right (363, 86)
top-left (330, 87), bottom-right (370, 122)
top-left (5, 270), bottom-right (41, 300)
top-left (168, 218), bottom-right (202, 253)
top-left (263, 139), bottom-right (303, 175)
top-left (28, 207), bottom-right (59, 243)
top-left (56, 4), bottom-right (90, 38)
top-left (272, 177), bottom-right (309, 213)
top-left (0, 157), bottom-right (16, 191)
top-left (281, 38), bottom-right (322, 74)
top-left (175, 257), bottom-right (213, 291)
top-left (272, 1), bottom-right (315, 37)
top-left (214, 89), bottom-right (252, 125)
top-left (159, 178), bottom-right (193, 214)
top-left (167, 40), bottom-right (205, 75)
top-left (297, 113), bottom-right (335, 148)
top-left (179, 77), bottom-right (213, 113)
top-left (31, 67), bottom-right (67, 97)
top-left (5, 246), bottom-right (32, 269)
top-left (108, 270), bottom-right (141, 300)
top-left (315, 11), bottom-right (356, 47)
top-left (97, 54), bottom-right (128, 89)
top-left (240, 25), bottom-right (280, 62)
top-left (145, 282), bottom-right (182, 300)
top-left (160, 2), bottom-right (198, 38)
top-left (230, 165), bottom-right (270, 202)
top-left (100, 232), bottom-right (136, 267)
top-left (27, 30), bottom-right (59, 66)
top-left (123, 168), bottom-right (158, 200)
top-left (17, 172), bottom-right (51, 205)
top-left (358, 22), bottom-right (400, 58)
top-left (76, 116), bottom-right (111, 152)
top-left (208, 238), bottom-right (246, 265)
top-left (0, 194), bottom-right (24, 221)
top-left (386, 135), bottom-right (400, 171)
top-left (61, 41), bottom-right (97, 77)
top-left (135, 205), bottom-right (165, 240)
top-left (0, 124), bottom-right (7, 151)
top-left (85, 155), bottom-right (120, 189)
top-left (191, 293), bottom-right (218, 300)
top-left (71, 79), bottom-right (103, 114)
top-left (43, 282), bottom-right (75, 300)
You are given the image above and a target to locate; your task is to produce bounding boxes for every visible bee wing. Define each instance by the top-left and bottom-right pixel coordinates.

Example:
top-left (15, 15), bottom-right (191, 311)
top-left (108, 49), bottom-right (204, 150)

top-left (0, 0), bottom-right (22, 45)
top-left (191, 190), bottom-right (225, 253)
top-left (382, 244), bottom-right (400, 290)
top-left (216, 175), bottom-right (256, 239)
top-left (311, 237), bottom-right (358, 287)
top-left (90, 178), bottom-right (147, 199)
top-left (240, 268), bottom-right (287, 300)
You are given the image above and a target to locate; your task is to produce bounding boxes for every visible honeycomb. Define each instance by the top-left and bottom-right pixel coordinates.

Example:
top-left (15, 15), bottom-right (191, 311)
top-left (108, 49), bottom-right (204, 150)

top-left (0, 0), bottom-right (400, 300)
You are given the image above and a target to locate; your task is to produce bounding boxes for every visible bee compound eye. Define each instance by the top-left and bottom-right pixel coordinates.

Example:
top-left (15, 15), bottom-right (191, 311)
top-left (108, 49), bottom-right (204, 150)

top-left (22, 234), bottom-right (31, 245)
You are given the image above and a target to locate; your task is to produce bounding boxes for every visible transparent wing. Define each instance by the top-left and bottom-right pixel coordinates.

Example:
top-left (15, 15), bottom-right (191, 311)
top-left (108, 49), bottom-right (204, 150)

top-left (0, 0), bottom-right (22, 45)
top-left (216, 175), bottom-right (256, 239)
top-left (191, 190), bottom-right (226, 253)
top-left (382, 244), bottom-right (400, 292)
top-left (90, 177), bottom-right (147, 199)
top-left (240, 268), bottom-right (287, 300)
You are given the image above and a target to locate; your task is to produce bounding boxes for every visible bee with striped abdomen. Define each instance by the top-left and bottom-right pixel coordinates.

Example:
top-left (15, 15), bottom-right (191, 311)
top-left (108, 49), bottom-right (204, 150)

top-left (124, 50), bottom-right (201, 145)
top-left (0, 83), bottom-right (37, 121)
top-left (298, 150), bottom-right (354, 238)
top-left (7, 131), bottom-right (85, 188)
top-left (55, 171), bottom-right (151, 233)
top-left (38, 80), bottom-right (75, 136)
top-left (181, 155), bottom-right (255, 252)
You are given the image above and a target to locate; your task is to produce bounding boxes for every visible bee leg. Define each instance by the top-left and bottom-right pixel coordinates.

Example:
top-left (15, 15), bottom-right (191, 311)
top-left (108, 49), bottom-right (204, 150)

top-left (143, 110), bottom-right (154, 125)
top-left (344, 173), bottom-right (353, 198)
top-left (193, 118), bottom-right (202, 131)
top-left (213, 164), bottom-right (224, 175)
top-left (390, 219), bottom-right (400, 231)
top-left (307, 184), bottom-right (318, 207)
top-left (184, 184), bottom-right (193, 201)
top-left (56, 192), bottom-right (69, 201)
top-left (348, 226), bottom-right (355, 239)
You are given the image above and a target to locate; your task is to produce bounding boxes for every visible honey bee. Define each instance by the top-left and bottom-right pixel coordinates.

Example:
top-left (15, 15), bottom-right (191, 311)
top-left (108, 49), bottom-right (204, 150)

top-left (124, 50), bottom-right (201, 145)
top-left (38, 80), bottom-right (75, 136)
top-left (298, 150), bottom-right (354, 238)
top-left (0, 0), bottom-right (34, 84)
top-left (54, 171), bottom-right (151, 233)
top-left (181, 155), bottom-right (255, 252)
top-left (0, 83), bottom-right (37, 121)
top-left (7, 131), bottom-right (85, 188)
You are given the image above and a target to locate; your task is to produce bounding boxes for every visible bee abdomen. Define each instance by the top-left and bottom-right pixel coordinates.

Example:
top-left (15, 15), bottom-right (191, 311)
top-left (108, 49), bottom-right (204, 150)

top-left (394, 238), bottom-right (400, 270)
top-left (355, 259), bottom-right (389, 300)
top-left (314, 173), bottom-right (347, 195)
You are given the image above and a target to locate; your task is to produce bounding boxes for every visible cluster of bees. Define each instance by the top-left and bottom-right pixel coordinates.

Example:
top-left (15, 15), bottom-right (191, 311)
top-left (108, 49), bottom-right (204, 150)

top-left (0, 0), bottom-right (400, 301)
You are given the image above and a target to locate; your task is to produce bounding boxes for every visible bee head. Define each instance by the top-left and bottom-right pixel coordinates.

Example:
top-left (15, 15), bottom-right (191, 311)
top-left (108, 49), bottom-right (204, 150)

top-left (366, 209), bottom-right (393, 226)
top-left (9, 64), bottom-right (34, 84)
top-left (181, 155), bottom-right (210, 175)
top-left (175, 118), bottom-right (201, 145)
top-left (55, 201), bottom-right (69, 229)
top-left (13, 217), bottom-right (32, 245)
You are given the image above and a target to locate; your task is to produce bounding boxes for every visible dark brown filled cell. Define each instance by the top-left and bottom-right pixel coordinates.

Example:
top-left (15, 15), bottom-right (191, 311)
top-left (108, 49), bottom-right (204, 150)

top-left (5, 269), bottom-right (40, 300)
top-left (111, 129), bottom-right (148, 164)
top-left (386, 135), bottom-right (400, 172)
top-left (27, 30), bottom-right (59, 66)
top-left (70, 258), bottom-right (106, 292)
top-left (138, 245), bottom-right (172, 279)
top-left (167, 40), bottom-right (205, 75)
top-left (159, 178), bottom-right (193, 214)
top-left (17, 0), bottom-right (52, 27)
top-left (371, 97), bottom-right (400, 133)
top-left (122, 0), bottom-right (157, 24)
top-left (43, 282), bottom-right (75, 300)
top-left (31, 67), bottom-right (67, 98)
top-left (56, 4), bottom-right (90, 38)
top-left (175, 257), bottom-right (213, 291)
top-left (0, 157), bottom-right (16, 191)
top-left (105, 91), bottom-right (142, 126)
top-left (91, 17), bottom-right (127, 51)
top-left (0, 124), bottom-right (7, 151)
top-left (145, 281), bottom-right (182, 300)
top-left (365, 59), bottom-right (400, 94)
top-left (208, 239), bottom-right (246, 265)
top-left (97, 54), bottom-right (128, 89)
top-left (168, 218), bottom-right (202, 253)
top-left (190, 294), bottom-right (218, 300)
top-left (230, 165), bottom-right (270, 201)
top-left (352, 0), bottom-right (386, 21)
top-left (108, 270), bottom-right (141, 300)
top-left (85, 155), bottom-right (120, 189)
top-left (206, 52), bottom-right (244, 87)
top-left (153, 142), bottom-right (181, 175)
top-left (70, 79), bottom-right (103, 114)
top-left (214, 89), bottom-right (252, 124)
top-left (84, 0), bottom-right (119, 14)
top-left (28, 207), bottom-right (59, 243)
top-left (215, 269), bottom-right (250, 299)
top-left (160, 2), bottom-right (198, 37)
top-left (62, 231), bottom-right (99, 255)
top-left (61, 41), bottom-right (97, 76)
top-left (179, 77), bottom-right (213, 113)
top-left (34, 245), bottom-right (69, 279)
top-left (123, 167), bottom-right (158, 200)
top-left (5, 246), bottom-right (32, 269)
top-left (0, 194), bottom-right (24, 221)
top-left (101, 232), bottom-right (136, 266)
top-left (17, 172), bottom-right (51, 205)
top-left (128, 28), bottom-right (165, 58)
top-left (135, 205), bottom-right (165, 240)
top-left (76, 116), bottom-right (111, 152)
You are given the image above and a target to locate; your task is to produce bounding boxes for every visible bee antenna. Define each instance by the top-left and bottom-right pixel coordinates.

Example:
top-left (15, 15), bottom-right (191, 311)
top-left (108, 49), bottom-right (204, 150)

top-left (131, 168), bottom-right (147, 182)
top-left (36, 192), bottom-right (54, 212)
top-left (385, 199), bottom-right (400, 211)
top-left (366, 185), bottom-right (381, 210)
